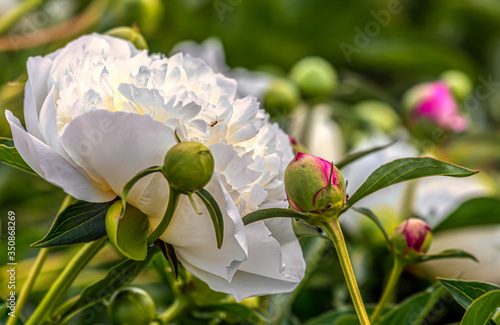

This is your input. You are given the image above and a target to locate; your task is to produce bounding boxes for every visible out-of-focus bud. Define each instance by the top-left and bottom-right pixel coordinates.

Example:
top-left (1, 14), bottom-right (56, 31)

top-left (290, 56), bottom-right (338, 99)
top-left (353, 100), bottom-right (401, 133)
top-left (403, 81), bottom-right (468, 133)
top-left (392, 218), bottom-right (432, 259)
top-left (263, 78), bottom-right (300, 117)
top-left (439, 70), bottom-right (473, 100)
top-left (163, 142), bottom-right (214, 193)
top-left (107, 287), bottom-right (155, 325)
top-left (105, 26), bottom-right (148, 50)
top-left (288, 136), bottom-right (308, 155)
top-left (284, 153), bottom-right (346, 221)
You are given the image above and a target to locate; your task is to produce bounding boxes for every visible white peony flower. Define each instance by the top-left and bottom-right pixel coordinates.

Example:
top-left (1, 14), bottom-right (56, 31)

top-left (6, 33), bottom-right (305, 301)
top-left (170, 38), bottom-right (272, 99)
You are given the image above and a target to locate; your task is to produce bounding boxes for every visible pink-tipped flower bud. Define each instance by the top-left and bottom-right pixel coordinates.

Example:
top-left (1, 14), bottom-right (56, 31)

top-left (403, 81), bottom-right (468, 133)
top-left (284, 153), bottom-right (346, 220)
top-left (392, 218), bottom-right (432, 259)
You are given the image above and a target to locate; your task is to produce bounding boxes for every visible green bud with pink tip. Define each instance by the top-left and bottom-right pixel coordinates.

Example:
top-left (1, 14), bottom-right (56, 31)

top-left (392, 218), bottom-right (432, 260)
top-left (284, 153), bottom-right (346, 223)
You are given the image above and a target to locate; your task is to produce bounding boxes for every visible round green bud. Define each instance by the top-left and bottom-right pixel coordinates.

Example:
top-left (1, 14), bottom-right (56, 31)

top-left (105, 26), bottom-right (148, 50)
top-left (289, 56), bottom-right (338, 99)
top-left (163, 141), bottom-right (214, 193)
top-left (440, 70), bottom-right (473, 100)
top-left (353, 100), bottom-right (401, 133)
top-left (285, 153), bottom-right (345, 222)
top-left (263, 78), bottom-right (300, 117)
top-left (107, 287), bottom-right (155, 325)
top-left (391, 218), bottom-right (432, 261)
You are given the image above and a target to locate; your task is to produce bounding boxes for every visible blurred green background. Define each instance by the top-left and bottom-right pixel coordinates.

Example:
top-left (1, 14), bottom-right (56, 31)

top-left (1, 0), bottom-right (500, 324)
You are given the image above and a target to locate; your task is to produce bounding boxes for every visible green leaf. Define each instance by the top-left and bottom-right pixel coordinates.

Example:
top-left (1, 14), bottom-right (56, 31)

top-left (121, 165), bottom-right (163, 217)
top-left (242, 208), bottom-right (313, 226)
top-left (343, 157), bottom-right (478, 212)
top-left (461, 290), bottom-right (500, 325)
top-left (434, 197), bottom-right (500, 233)
top-left (439, 278), bottom-right (500, 310)
top-left (155, 240), bottom-right (179, 280)
top-left (417, 249), bottom-right (478, 263)
top-left (335, 140), bottom-right (397, 169)
top-left (60, 246), bottom-right (160, 322)
top-left (105, 201), bottom-right (149, 261)
top-left (32, 199), bottom-right (118, 248)
top-left (378, 283), bottom-right (445, 325)
top-left (0, 137), bottom-right (37, 175)
top-left (353, 207), bottom-right (390, 246)
top-left (195, 188), bottom-right (224, 249)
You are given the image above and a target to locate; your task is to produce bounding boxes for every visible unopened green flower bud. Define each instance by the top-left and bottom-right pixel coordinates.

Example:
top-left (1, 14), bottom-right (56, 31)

top-left (392, 218), bottom-right (432, 260)
top-left (105, 26), bottom-right (148, 50)
top-left (290, 56), bottom-right (337, 99)
top-left (284, 153), bottom-right (345, 221)
top-left (107, 287), bottom-right (155, 325)
top-left (163, 141), bottom-right (214, 193)
top-left (263, 78), bottom-right (300, 117)
top-left (353, 100), bottom-right (401, 133)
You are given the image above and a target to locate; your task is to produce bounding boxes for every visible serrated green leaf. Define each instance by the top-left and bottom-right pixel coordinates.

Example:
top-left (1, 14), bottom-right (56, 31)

top-left (342, 158), bottom-right (478, 212)
top-left (242, 208), bottom-right (313, 226)
top-left (0, 137), bottom-right (37, 175)
top-left (32, 199), bottom-right (118, 248)
top-left (335, 140), bottom-right (397, 169)
top-left (439, 278), bottom-right (500, 310)
top-left (461, 290), bottom-right (500, 325)
top-left (106, 201), bottom-right (149, 261)
top-left (434, 197), bottom-right (500, 233)
top-left (60, 246), bottom-right (160, 322)
top-left (378, 283), bottom-right (445, 325)
top-left (353, 207), bottom-right (390, 246)
top-left (195, 188), bottom-right (224, 248)
top-left (156, 240), bottom-right (179, 280)
top-left (418, 249), bottom-right (478, 263)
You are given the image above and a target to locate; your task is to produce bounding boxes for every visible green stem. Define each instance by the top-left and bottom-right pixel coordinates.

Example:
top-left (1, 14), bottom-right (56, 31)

top-left (25, 237), bottom-right (107, 325)
top-left (322, 218), bottom-right (371, 325)
top-left (370, 257), bottom-right (405, 324)
top-left (147, 186), bottom-right (181, 246)
top-left (0, 0), bottom-right (47, 35)
top-left (6, 195), bottom-right (74, 325)
top-left (157, 297), bottom-right (191, 324)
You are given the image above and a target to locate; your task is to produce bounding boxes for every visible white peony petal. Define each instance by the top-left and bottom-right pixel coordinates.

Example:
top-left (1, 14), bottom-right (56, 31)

top-left (60, 110), bottom-right (176, 196)
top-left (6, 110), bottom-right (115, 202)
top-left (24, 56), bottom-right (54, 141)
top-left (177, 218), bottom-right (304, 302)
top-left (146, 175), bottom-right (248, 281)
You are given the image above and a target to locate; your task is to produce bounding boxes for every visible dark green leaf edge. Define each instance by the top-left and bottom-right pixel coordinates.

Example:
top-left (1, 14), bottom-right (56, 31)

top-left (242, 208), bottom-right (313, 226)
top-left (335, 140), bottom-right (397, 169)
top-left (196, 188), bottom-right (224, 249)
top-left (0, 137), bottom-right (37, 175)
top-left (352, 207), bottom-right (391, 247)
top-left (32, 199), bottom-right (118, 248)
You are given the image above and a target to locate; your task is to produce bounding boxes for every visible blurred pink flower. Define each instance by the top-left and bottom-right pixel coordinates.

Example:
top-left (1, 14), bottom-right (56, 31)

top-left (409, 81), bottom-right (468, 132)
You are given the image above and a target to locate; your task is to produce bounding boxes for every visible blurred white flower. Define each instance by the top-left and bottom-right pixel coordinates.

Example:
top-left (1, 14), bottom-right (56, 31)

top-left (288, 104), bottom-right (344, 162)
top-left (6, 33), bottom-right (305, 301)
top-left (341, 134), bottom-right (499, 283)
top-left (171, 38), bottom-right (272, 99)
